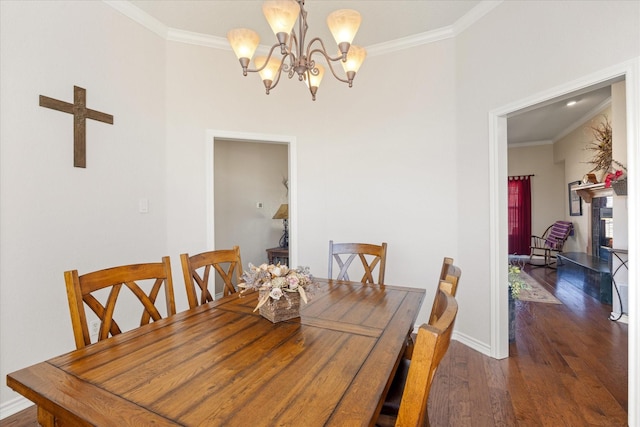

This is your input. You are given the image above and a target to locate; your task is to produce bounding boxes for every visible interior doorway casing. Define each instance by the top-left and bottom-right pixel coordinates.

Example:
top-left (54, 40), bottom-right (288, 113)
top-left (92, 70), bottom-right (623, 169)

top-left (205, 129), bottom-right (297, 268)
top-left (489, 58), bottom-right (639, 426)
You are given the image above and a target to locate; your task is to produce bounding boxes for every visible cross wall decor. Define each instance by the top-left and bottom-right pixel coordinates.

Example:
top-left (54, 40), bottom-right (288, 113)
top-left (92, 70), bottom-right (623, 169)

top-left (39, 86), bottom-right (114, 168)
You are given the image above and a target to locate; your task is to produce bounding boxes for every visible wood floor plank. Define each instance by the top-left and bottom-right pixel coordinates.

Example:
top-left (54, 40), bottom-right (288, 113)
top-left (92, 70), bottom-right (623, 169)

top-left (482, 356), bottom-right (516, 426)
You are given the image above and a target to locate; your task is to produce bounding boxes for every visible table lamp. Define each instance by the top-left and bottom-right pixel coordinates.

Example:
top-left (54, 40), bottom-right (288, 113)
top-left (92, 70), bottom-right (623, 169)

top-left (272, 203), bottom-right (289, 248)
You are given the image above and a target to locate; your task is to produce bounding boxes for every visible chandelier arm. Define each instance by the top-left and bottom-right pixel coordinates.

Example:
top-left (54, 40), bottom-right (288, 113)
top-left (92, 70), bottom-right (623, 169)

top-left (287, 31), bottom-right (298, 62)
top-left (243, 44), bottom-right (282, 74)
top-left (306, 37), bottom-right (345, 63)
top-left (266, 54), bottom-right (290, 92)
top-left (308, 49), bottom-right (350, 84)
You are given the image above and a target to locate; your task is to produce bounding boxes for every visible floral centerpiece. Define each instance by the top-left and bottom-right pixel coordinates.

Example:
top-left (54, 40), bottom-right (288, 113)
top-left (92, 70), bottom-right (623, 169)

top-left (239, 263), bottom-right (316, 322)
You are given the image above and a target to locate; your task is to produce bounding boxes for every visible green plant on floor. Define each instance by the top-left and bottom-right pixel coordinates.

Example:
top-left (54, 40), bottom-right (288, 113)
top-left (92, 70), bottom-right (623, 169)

top-left (508, 264), bottom-right (529, 299)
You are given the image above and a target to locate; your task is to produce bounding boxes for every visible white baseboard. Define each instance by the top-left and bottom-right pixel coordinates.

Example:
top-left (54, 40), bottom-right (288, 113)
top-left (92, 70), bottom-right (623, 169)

top-left (0, 396), bottom-right (33, 420)
top-left (452, 331), bottom-right (492, 356)
top-left (411, 327), bottom-right (492, 357)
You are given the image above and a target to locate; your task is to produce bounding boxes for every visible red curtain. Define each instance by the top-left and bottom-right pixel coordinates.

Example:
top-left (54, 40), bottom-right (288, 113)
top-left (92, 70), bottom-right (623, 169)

top-left (508, 176), bottom-right (532, 255)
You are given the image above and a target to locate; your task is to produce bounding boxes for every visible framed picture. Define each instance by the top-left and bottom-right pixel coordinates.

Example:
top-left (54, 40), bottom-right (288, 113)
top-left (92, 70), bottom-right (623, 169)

top-left (568, 181), bottom-right (582, 216)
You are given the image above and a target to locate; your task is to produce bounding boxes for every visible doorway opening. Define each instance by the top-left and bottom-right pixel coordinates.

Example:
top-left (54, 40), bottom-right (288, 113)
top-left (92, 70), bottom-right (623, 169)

top-left (489, 60), bottom-right (639, 426)
top-left (205, 130), bottom-right (297, 275)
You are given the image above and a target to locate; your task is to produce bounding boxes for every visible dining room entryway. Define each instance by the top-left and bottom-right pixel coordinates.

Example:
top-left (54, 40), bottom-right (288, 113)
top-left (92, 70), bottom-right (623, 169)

top-left (205, 130), bottom-right (297, 295)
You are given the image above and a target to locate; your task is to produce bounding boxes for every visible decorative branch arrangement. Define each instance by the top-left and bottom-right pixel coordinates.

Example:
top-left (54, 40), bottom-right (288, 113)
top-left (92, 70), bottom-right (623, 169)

top-left (583, 115), bottom-right (627, 194)
top-left (585, 115), bottom-right (613, 174)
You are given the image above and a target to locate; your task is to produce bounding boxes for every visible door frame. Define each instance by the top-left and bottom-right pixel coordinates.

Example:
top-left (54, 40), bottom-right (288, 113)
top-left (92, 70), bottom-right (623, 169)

top-left (205, 129), bottom-right (297, 267)
top-left (489, 58), bottom-right (639, 425)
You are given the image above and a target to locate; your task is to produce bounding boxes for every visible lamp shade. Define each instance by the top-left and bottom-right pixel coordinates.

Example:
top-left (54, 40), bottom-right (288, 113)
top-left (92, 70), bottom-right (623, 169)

top-left (255, 56), bottom-right (282, 83)
top-left (272, 204), bottom-right (288, 219)
top-left (263, 0), bottom-right (300, 36)
top-left (304, 64), bottom-right (325, 89)
top-left (326, 9), bottom-right (361, 45)
top-left (227, 28), bottom-right (260, 60)
top-left (340, 45), bottom-right (366, 73)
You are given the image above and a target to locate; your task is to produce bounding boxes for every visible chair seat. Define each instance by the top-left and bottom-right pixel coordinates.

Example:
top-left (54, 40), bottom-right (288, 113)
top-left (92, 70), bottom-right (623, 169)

top-left (380, 358), bottom-right (410, 416)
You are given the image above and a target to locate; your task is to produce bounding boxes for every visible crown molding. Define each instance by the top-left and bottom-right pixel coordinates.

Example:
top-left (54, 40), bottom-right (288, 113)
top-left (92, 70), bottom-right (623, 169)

top-left (366, 26), bottom-right (454, 57)
top-left (103, 0), bottom-right (167, 39)
top-left (453, 1), bottom-right (503, 36)
top-left (105, 0), bottom-right (503, 55)
top-left (166, 29), bottom-right (229, 50)
top-left (508, 140), bottom-right (553, 148)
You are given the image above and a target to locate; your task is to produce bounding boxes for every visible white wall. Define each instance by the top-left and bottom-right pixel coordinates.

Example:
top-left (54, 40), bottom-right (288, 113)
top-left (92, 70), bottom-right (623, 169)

top-left (555, 106), bottom-right (613, 252)
top-left (1, 0), bottom-right (639, 419)
top-left (0, 0), bottom-right (167, 408)
top-left (163, 36), bottom-right (459, 321)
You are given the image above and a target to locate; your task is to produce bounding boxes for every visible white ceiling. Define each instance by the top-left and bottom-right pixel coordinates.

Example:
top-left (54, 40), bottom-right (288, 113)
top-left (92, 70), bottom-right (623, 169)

top-left (129, 0), bottom-right (482, 47)
top-left (126, 0), bottom-right (616, 145)
top-left (507, 84), bottom-right (614, 145)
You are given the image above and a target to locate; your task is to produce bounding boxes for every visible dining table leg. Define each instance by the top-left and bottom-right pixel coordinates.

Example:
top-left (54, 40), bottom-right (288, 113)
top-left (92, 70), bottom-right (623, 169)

top-left (37, 406), bottom-right (55, 427)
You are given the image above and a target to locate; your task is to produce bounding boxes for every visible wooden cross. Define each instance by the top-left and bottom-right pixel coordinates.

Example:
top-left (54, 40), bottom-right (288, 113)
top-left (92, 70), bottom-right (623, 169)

top-left (40, 86), bottom-right (114, 168)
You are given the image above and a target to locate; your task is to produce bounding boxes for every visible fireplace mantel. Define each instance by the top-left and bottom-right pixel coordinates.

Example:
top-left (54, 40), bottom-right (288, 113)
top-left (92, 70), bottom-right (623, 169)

top-left (575, 182), bottom-right (613, 203)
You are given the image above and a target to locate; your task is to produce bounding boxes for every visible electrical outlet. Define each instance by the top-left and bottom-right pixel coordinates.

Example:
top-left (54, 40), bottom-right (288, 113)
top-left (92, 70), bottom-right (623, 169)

top-left (89, 320), bottom-right (100, 336)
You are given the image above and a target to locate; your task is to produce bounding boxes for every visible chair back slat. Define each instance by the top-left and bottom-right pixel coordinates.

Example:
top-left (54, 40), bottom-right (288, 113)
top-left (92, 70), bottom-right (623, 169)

top-left (429, 263), bottom-right (461, 324)
top-left (64, 256), bottom-right (176, 349)
top-left (181, 246), bottom-right (243, 309)
top-left (328, 240), bottom-right (387, 284)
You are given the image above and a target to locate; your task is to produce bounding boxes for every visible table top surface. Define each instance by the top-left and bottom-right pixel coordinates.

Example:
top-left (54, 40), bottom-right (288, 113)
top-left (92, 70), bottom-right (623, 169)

top-left (7, 278), bottom-right (424, 427)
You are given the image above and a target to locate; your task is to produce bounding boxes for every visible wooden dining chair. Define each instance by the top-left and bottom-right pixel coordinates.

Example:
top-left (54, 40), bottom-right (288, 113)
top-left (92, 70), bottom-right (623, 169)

top-left (377, 286), bottom-right (459, 427)
top-left (64, 256), bottom-right (176, 350)
top-left (180, 246), bottom-right (243, 309)
top-left (328, 240), bottom-right (387, 284)
top-left (404, 258), bottom-right (460, 360)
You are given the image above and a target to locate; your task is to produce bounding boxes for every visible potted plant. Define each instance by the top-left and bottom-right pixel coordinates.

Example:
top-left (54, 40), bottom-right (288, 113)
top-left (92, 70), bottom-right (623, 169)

top-left (508, 264), bottom-right (529, 342)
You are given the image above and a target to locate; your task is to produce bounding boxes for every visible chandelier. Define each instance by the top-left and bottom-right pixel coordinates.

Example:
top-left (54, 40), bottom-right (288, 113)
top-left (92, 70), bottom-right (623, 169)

top-left (227, 0), bottom-right (366, 101)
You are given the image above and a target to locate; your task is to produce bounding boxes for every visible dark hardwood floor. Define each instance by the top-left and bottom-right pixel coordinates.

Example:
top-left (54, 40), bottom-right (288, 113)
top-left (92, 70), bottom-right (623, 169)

top-left (2, 264), bottom-right (628, 426)
top-left (429, 263), bottom-right (628, 426)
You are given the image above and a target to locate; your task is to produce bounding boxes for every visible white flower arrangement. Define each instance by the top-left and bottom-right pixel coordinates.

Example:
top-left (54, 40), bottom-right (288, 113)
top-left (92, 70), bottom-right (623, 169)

top-left (239, 263), bottom-right (316, 312)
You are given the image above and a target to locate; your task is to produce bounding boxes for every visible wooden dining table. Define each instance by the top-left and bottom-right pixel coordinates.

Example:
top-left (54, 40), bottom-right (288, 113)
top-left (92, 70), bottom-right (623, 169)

top-left (7, 278), bottom-right (424, 426)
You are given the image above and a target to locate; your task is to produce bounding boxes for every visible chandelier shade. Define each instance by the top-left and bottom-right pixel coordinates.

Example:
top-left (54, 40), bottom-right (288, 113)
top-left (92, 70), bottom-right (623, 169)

top-left (340, 45), bottom-right (367, 74)
top-left (227, 28), bottom-right (260, 62)
top-left (263, 1), bottom-right (300, 37)
top-left (227, 0), bottom-right (366, 101)
top-left (255, 56), bottom-right (282, 86)
top-left (326, 9), bottom-right (361, 46)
